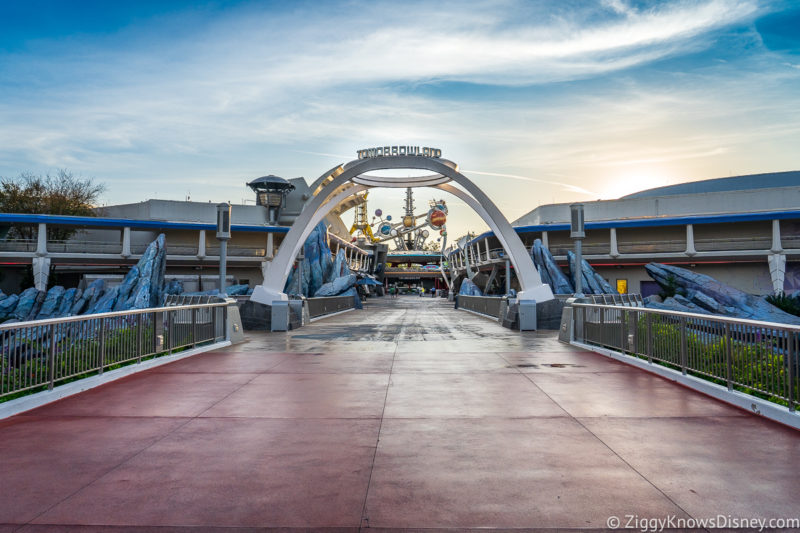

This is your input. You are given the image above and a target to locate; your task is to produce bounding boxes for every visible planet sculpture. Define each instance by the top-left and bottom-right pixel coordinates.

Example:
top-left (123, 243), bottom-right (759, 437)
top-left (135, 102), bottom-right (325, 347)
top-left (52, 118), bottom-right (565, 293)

top-left (429, 209), bottom-right (447, 228)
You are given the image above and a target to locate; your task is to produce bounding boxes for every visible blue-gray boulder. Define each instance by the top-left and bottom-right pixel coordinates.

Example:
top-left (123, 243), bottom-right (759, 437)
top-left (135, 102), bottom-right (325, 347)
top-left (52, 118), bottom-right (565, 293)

top-left (459, 278), bottom-right (483, 296)
top-left (314, 274), bottom-right (356, 297)
top-left (36, 286), bottom-right (66, 320)
top-left (225, 284), bottom-right (250, 296)
top-left (644, 263), bottom-right (800, 325)
top-left (0, 294), bottom-right (19, 321)
top-left (125, 278), bottom-right (152, 310)
top-left (339, 286), bottom-right (362, 309)
top-left (164, 280), bottom-right (184, 295)
top-left (332, 248), bottom-right (350, 279)
top-left (73, 279), bottom-right (105, 315)
top-left (57, 288), bottom-right (81, 317)
top-left (149, 234), bottom-right (166, 307)
top-left (567, 251), bottom-right (616, 295)
top-left (113, 266), bottom-right (140, 311)
top-left (89, 285), bottom-right (120, 314)
top-left (14, 288), bottom-right (42, 321)
top-left (531, 239), bottom-right (573, 294)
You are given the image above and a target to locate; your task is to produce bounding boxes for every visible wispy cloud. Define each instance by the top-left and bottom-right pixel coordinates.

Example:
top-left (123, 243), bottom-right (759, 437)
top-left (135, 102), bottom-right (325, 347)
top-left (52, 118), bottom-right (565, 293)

top-left (462, 170), bottom-right (599, 196)
top-left (0, 0), bottom-right (797, 238)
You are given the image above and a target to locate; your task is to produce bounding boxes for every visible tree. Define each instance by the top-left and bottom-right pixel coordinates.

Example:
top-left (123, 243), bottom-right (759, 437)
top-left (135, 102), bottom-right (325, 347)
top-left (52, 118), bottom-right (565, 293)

top-left (0, 170), bottom-right (106, 241)
top-left (422, 239), bottom-right (441, 252)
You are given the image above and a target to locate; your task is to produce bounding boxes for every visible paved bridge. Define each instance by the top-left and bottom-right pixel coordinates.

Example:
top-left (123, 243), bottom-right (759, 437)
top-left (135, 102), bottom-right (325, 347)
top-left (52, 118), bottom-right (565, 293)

top-left (1, 297), bottom-right (798, 531)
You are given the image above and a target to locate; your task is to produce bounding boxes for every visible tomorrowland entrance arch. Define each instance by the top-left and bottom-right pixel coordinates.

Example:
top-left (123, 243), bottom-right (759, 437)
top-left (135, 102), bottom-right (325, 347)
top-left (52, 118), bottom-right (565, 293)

top-left (251, 148), bottom-right (554, 305)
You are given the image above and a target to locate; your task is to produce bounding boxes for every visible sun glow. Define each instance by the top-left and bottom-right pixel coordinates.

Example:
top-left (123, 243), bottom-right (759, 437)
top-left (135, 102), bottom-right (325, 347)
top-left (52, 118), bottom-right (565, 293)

top-left (599, 170), bottom-right (671, 199)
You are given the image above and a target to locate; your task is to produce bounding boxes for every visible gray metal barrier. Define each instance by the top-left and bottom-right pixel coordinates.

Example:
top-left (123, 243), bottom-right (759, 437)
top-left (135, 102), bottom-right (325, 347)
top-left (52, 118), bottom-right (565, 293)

top-left (588, 293), bottom-right (644, 306)
top-left (306, 295), bottom-right (355, 319)
top-left (1, 302), bottom-right (228, 400)
top-left (458, 295), bottom-right (503, 318)
top-left (573, 303), bottom-right (800, 411)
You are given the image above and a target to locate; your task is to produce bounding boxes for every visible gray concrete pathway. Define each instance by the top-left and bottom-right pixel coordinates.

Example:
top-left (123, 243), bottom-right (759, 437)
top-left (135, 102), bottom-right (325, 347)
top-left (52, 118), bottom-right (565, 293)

top-left (1, 296), bottom-right (798, 532)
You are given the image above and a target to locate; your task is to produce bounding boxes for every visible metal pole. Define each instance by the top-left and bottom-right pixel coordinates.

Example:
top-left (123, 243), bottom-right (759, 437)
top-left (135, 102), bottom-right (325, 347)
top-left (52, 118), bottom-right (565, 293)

top-left (505, 258), bottom-right (511, 295)
top-left (575, 239), bottom-right (583, 296)
top-left (219, 239), bottom-right (228, 294)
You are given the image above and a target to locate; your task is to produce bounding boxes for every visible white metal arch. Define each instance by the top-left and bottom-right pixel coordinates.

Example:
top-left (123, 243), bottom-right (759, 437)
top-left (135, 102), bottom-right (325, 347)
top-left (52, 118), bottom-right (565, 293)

top-left (251, 155), bottom-right (554, 304)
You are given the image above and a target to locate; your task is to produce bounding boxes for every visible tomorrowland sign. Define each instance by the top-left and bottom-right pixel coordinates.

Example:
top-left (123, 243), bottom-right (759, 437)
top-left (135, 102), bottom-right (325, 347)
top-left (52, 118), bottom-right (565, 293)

top-left (357, 146), bottom-right (442, 159)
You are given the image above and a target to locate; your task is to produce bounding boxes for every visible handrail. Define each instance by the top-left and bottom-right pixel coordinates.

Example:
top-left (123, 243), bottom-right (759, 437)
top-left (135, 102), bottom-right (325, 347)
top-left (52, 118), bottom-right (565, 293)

top-left (1, 302), bottom-right (229, 399)
top-left (0, 302), bottom-right (228, 330)
top-left (573, 302), bottom-right (800, 332)
top-left (571, 302), bottom-right (800, 412)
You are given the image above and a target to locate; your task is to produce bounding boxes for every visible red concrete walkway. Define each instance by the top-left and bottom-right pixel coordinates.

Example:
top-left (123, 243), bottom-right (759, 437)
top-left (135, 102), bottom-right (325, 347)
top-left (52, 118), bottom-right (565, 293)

top-left (1, 296), bottom-right (798, 532)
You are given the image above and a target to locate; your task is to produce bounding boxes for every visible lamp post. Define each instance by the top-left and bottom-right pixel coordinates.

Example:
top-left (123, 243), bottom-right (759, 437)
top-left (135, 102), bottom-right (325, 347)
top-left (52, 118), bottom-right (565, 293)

top-left (246, 175), bottom-right (296, 224)
top-left (570, 203), bottom-right (585, 297)
top-left (216, 202), bottom-right (231, 294)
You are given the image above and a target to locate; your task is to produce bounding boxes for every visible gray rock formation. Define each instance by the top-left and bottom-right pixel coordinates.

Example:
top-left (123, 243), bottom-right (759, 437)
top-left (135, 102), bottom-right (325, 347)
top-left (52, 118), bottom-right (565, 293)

top-left (644, 263), bottom-right (800, 325)
top-left (0, 234), bottom-right (169, 323)
top-left (459, 278), bottom-right (483, 296)
top-left (284, 222), bottom-right (355, 299)
top-left (531, 239), bottom-right (573, 294)
top-left (36, 286), bottom-right (65, 320)
top-left (314, 274), bottom-right (356, 297)
top-left (567, 251), bottom-right (617, 295)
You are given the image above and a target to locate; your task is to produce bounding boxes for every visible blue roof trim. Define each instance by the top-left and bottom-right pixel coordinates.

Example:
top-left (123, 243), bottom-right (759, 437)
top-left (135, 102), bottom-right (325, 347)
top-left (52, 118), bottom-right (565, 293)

top-left (459, 209), bottom-right (800, 250)
top-left (0, 213), bottom-right (289, 233)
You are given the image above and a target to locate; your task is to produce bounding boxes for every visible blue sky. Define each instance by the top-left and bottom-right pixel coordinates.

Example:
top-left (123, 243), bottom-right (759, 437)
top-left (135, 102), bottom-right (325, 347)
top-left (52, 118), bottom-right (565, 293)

top-left (1, 0), bottom-right (799, 238)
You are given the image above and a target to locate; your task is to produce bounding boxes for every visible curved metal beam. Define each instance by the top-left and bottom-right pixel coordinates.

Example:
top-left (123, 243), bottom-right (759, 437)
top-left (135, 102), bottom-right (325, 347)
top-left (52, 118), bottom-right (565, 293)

top-left (251, 155), bottom-right (553, 304)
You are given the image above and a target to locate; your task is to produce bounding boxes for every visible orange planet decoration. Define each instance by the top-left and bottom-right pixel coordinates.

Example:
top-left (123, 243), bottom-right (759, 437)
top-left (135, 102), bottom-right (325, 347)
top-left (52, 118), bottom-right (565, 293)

top-left (429, 209), bottom-right (447, 227)
top-left (403, 215), bottom-right (414, 228)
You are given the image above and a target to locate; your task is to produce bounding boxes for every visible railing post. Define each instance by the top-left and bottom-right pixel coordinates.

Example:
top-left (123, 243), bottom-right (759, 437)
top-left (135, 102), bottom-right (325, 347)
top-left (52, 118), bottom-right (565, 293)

top-left (599, 306), bottom-right (605, 347)
top-left (48, 323), bottom-right (57, 390)
top-left (787, 331), bottom-right (795, 412)
top-left (192, 307), bottom-right (198, 348)
top-left (223, 304), bottom-right (229, 341)
top-left (725, 323), bottom-right (733, 391)
top-left (167, 311), bottom-right (174, 354)
top-left (646, 313), bottom-right (653, 364)
top-left (620, 309), bottom-right (627, 352)
top-left (98, 317), bottom-right (106, 374)
top-left (136, 313), bottom-right (143, 363)
top-left (679, 316), bottom-right (687, 375)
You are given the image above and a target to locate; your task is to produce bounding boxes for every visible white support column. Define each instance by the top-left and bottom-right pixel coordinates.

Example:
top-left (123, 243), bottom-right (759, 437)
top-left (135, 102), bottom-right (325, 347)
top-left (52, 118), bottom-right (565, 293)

top-left (685, 224), bottom-right (697, 257)
top-left (197, 230), bottom-right (206, 259)
top-left (609, 228), bottom-right (619, 258)
top-left (542, 231), bottom-right (548, 249)
top-left (768, 253), bottom-right (786, 294)
top-left (32, 257), bottom-right (50, 291)
top-left (771, 219), bottom-right (783, 253)
top-left (267, 232), bottom-right (274, 259)
top-left (36, 223), bottom-right (47, 256)
top-left (121, 227), bottom-right (131, 258)
top-left (484, 239), bottom-right (491, 262)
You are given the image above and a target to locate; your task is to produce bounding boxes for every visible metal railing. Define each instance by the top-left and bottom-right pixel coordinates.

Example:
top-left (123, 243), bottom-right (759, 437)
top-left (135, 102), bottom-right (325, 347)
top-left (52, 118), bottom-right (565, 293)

top-left (588, 293), bottom-right (644, 306)
top-left (458, 295), bottom-right (503, 318)
top-left (573, 303), bottom-right (799, 411)
top-left (1, 302), bottom-right (228, 400)
top-left (307, 295), bottom-right (355, 319)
